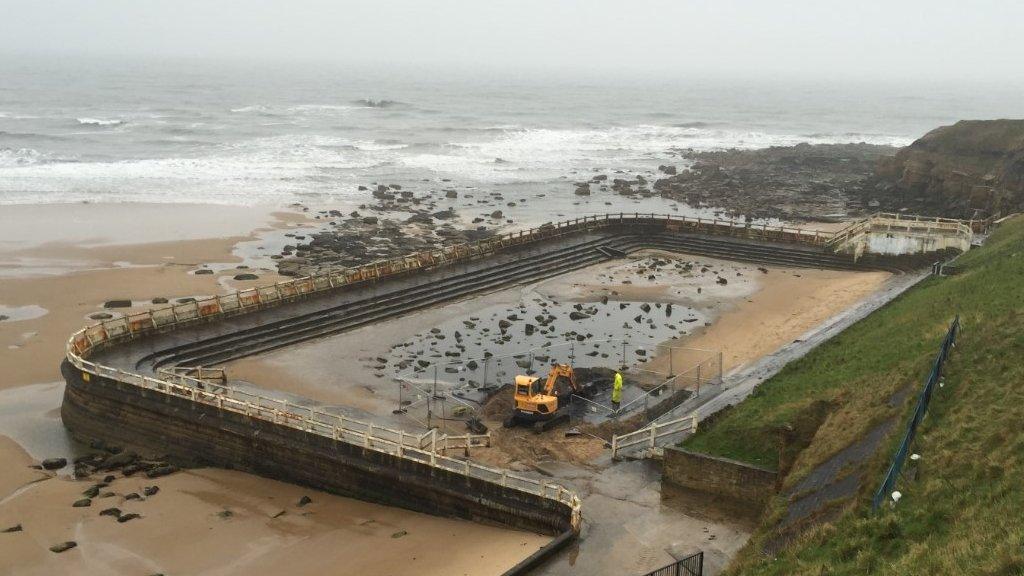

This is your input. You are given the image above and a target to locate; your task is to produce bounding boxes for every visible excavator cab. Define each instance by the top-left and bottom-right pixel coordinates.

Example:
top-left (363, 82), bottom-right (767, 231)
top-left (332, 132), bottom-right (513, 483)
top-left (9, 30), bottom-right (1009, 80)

top-left (505, 364), bottom-right (579, 431)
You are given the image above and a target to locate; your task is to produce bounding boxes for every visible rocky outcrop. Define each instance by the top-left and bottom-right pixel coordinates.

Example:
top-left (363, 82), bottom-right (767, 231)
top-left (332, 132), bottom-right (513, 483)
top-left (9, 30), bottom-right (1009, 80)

top-left (653, 143), bottom-right (894, 221)
top-left (865, 120), bottom-right (1024, 218)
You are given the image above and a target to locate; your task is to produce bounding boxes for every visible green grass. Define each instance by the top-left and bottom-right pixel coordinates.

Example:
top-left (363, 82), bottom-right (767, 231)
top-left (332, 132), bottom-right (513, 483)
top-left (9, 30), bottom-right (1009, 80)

top-left (684, 216), bottom-right (1024, 574)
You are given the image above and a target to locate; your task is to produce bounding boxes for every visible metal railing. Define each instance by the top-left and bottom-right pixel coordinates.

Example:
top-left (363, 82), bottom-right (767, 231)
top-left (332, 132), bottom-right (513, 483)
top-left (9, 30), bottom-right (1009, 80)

top-left (826, 213), bottom-right (974, 253)
top-left (871, 315), bottom-right (959, 511)
top-left (611, 412), bottom-right (699, 459)
top-left (68, 212), bottom-right (844, 361)
top-left (67, 351), bottom-right (577, 517)
top-left (638, 551), bottom-right (704, 576)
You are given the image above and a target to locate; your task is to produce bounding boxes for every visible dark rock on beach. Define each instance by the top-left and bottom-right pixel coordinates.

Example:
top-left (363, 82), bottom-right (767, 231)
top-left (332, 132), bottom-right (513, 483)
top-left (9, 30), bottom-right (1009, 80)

top-left (50, 541), bottom-right (77, 553)
top-left (103, 300), bottom-right (132, 309)
top-left (41, 457), bottom-right (67, 470)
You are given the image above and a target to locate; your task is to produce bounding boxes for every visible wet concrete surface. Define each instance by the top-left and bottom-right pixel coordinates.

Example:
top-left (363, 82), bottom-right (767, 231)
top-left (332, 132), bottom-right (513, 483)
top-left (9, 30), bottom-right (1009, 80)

top-left (533, 458), bottom-right (755, 576)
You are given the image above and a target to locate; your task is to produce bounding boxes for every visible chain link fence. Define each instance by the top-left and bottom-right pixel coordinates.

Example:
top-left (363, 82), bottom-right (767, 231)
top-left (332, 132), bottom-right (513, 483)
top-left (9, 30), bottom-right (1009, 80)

top-left (389, 338), bottom-right (721, 430)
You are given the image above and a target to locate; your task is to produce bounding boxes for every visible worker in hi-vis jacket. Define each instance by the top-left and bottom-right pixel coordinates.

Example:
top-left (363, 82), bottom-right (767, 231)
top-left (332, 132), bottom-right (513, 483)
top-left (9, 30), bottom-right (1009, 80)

top-left (611, 371), bottom-right (623, 411)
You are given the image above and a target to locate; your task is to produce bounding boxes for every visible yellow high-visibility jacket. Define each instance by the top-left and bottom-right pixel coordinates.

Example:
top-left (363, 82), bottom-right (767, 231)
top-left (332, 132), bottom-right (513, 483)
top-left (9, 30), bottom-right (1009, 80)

top-left (611, 372), bottom-right (623, 403)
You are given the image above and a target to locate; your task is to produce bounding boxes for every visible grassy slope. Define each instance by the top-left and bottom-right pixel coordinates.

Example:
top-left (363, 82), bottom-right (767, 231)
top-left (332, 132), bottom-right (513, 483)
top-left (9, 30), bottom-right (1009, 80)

top-left (685, 216), bottom-right (1024, 575)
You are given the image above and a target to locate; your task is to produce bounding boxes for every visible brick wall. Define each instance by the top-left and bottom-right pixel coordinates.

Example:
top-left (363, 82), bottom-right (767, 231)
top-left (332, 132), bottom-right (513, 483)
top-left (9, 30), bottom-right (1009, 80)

top-left (662, 446), bottom-right (778, 506)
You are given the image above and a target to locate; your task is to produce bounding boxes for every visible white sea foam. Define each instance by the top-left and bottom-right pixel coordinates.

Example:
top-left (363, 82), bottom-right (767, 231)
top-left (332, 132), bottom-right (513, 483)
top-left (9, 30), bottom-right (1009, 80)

top-left (0, 148), bottom-right (44, 167)
top-left (398, 125), bottom-right (912, 181)
top-left (76, 117), bottom-right (125, 126)
top-left (285, 104), bottom-right (360, 114)
top-left (0, 135), bottom-right (392, 205)
top-left (229, 105), bottom-right (270, 114)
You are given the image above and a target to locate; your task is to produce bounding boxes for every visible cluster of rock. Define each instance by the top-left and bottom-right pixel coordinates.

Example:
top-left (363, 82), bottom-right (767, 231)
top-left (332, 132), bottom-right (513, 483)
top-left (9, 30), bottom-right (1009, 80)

top-left (17, 444), bottom-right (180, 554)
top-left (571, 172), bottom-right (663, 200)
top-left (651, 143), bottom-right (896, 221)
top-left (274, 185), bottom-right (498, 277)
top-left (386, 256), bottom-right (730, 384)
top-left (857, 119), bottom-right (1024, 218)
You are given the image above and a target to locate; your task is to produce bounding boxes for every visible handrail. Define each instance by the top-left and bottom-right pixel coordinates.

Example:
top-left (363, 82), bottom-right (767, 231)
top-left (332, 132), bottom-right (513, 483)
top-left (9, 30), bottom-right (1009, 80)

top-left (825, 213), bottom-right (974, 252)
top-left (611, 412), bottom-right (699, 458)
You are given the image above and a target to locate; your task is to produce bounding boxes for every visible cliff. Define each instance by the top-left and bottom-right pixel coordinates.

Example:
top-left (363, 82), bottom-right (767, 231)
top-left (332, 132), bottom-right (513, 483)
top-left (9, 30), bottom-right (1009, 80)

top-left (865, 119), bottom-right (1024, 218)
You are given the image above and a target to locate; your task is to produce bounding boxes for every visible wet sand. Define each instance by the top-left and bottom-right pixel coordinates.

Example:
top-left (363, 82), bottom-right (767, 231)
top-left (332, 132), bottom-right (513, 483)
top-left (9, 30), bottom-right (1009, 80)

top-left (0, 435), bottom-right (545, 576)
top-left (0, 202), bottom-right (550, 576)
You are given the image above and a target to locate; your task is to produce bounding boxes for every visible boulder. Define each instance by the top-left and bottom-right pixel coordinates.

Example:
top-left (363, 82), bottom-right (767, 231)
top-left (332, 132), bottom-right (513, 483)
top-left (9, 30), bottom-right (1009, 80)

top-left (41, 458), bottom-right (67, 470)
top-left (145, 465), bottom-right (177, 479)
top-left (50, 541), bottom-right (77, 553)
top-left (103, 300), bottom-right (132, 309)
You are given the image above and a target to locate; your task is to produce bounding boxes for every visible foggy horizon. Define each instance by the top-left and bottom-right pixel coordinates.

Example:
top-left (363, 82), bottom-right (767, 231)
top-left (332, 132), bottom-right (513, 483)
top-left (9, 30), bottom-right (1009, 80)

top-left (3, 0), bottom-right (1024, 84)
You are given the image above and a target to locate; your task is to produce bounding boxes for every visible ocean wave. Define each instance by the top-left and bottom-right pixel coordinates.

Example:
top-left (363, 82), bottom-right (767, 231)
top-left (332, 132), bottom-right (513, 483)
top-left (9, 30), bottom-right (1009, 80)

top-left (0, 112), bottom-right (43, 120)
top-left (352, 99), bottom-right (403, 109)
top-left (286, 104), bottom-right (359, 114)
top-left (395, 124), bottom-right (913, 182)
top-left (0, 130), bottom-right (67, 142)
top-left (77, 117), bottom-right (126, 127)
top-left (0, 147), bottom-right (45, 167)
top-left (0, 134), bottom-right (392, 204)
top-left (230, 105), bottom-right (268, 114)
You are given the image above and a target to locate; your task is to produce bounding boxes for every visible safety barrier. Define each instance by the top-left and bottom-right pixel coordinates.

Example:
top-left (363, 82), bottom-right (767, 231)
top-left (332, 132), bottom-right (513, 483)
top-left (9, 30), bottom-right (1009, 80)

top-left (826, 213), bottom-right (974, 254)
top-left (68, 212), bottom-right (842, 360)
top-left (66, 352), bottom-right (578, 520)
top-left (871, 315), bottom-right (959, 511)
top-left (611, 412), bottom-right (699, 459)
top-left (637, 551), bottom-right (704, 576)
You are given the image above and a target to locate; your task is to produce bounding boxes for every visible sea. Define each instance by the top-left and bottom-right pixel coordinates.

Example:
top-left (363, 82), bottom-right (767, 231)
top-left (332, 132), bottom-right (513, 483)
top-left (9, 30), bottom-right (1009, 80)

top-left (2, 55), bottom-right (1023, 206)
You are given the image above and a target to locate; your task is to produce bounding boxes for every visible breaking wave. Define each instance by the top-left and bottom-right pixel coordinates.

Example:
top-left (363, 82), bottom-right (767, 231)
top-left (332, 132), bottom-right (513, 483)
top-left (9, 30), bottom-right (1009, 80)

top-left (76, 117), bottom-right (125, 127)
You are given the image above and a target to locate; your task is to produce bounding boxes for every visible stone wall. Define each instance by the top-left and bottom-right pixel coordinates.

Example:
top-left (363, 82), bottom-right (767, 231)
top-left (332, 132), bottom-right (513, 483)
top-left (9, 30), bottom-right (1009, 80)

top-left (60, 360), bottom-right (575, 537)
top-left (662, 446), bottom-right (778, 506)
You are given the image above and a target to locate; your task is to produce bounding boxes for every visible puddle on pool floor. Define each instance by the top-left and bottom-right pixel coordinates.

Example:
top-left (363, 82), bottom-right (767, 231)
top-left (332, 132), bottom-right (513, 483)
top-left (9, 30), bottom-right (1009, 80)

top-left (385, 294), bottom-right (710, 388)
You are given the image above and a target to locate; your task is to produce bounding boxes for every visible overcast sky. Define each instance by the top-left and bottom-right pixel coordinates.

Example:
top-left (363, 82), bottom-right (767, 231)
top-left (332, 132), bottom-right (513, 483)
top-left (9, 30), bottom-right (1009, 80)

top-left (3, 0), bottom-right (1023, 82)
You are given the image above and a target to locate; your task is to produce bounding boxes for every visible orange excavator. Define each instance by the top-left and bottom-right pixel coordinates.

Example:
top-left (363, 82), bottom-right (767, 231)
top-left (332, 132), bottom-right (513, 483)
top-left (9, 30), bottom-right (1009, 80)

top-left (504, 364), bottom-right (581, 431)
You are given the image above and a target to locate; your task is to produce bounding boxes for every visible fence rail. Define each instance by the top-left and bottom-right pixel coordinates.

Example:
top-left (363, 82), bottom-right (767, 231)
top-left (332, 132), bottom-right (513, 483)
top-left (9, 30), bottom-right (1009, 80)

top-left (611, 412), bottom-right (699, 458)
top-left (871, 315), bottom-right (960, 510)
top-left (825, 213), bottom-right (975, 252)
top-left (638, 551), bottom-right (704, 576)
